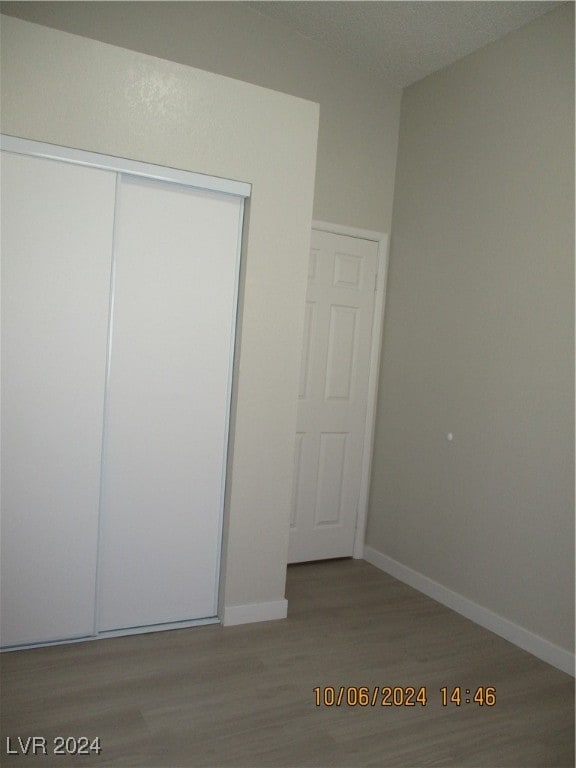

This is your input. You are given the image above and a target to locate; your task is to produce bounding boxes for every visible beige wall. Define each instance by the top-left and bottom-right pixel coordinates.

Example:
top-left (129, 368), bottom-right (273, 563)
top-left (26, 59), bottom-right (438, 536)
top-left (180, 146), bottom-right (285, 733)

top-left (0, 1), bottom-right (402, 233)
top-left (2, 3), bottom-right (573, 660)
top-left (368, 4), bottom-right (574, 652)
top-left (0, 15), bottom-right (319, 614)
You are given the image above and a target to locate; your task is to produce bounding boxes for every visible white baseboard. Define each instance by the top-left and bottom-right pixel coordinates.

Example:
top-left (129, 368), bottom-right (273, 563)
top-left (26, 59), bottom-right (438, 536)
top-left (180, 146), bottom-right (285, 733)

top-left (363, 545), bottom-right (575, 677)
top-left (222, 599), bottom-right (288, 627)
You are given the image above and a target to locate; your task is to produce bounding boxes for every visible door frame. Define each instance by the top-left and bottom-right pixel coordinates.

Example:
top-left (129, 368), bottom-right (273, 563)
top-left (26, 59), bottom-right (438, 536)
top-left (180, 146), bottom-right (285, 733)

top-left (311, 220), bottom-right (389, 559)
top-left (0, 134), bottom-right (251, 198)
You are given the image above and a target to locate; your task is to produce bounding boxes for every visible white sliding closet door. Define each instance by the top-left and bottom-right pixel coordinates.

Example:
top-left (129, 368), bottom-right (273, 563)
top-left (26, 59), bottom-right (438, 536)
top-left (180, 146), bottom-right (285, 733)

top-left (0, 152), bottom-right (116, 646)
top-left (97, 176), bottom-right (243, 632)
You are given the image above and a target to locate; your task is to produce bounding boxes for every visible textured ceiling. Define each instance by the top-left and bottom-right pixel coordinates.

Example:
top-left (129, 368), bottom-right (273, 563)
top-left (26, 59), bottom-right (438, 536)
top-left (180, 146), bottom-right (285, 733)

top-left (248, 1), bottom-right (564, 87)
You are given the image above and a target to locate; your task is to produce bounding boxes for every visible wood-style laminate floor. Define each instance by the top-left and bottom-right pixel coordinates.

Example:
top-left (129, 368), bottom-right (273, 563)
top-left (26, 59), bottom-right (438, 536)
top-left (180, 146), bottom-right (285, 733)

top-left (1, 559), bottom-right (574, 768)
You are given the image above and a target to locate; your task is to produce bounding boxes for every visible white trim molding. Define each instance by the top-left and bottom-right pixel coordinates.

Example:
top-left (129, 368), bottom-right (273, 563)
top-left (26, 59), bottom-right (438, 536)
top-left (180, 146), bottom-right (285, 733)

top-left (222, 599), bottom-right (288, 627)
top-left (364, 545), bottom-right (575, 677)
top-left (312, 221), bottom-right (390, 561)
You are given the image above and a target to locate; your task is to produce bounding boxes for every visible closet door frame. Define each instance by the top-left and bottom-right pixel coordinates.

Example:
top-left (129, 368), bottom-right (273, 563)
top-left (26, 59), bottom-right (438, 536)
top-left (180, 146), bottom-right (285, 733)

top-left (0, 134), bottom-right (251, 650)
top-left (0, 135), bottom-right (251, 198)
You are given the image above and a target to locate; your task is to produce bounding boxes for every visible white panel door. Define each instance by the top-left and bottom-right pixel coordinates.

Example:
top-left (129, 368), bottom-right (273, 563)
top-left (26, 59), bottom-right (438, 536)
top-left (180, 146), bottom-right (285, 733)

top-left (0, 152), bottom-right (116, 646)
top-left (97, 176), bottom-right (242, 632)
top-left (289, 230), bottom-right (378, 563)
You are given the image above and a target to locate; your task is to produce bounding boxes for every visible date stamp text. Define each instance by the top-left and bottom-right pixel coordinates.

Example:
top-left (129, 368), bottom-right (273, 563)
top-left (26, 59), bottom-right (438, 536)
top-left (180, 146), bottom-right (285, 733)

top-left (313, 686), bottom-right (496, 707)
